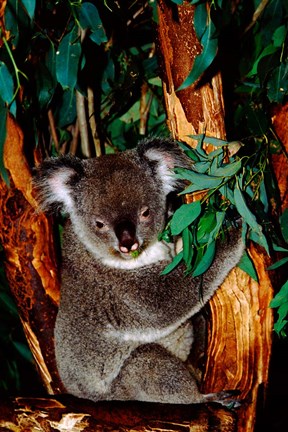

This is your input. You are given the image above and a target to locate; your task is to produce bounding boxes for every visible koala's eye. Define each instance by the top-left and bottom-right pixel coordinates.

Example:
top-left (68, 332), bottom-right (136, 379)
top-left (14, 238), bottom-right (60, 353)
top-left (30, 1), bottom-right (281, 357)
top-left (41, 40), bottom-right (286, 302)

top-left (140, 207), bottom-right (150, 221)
top-left (94, 220), bottom-right (108, 231)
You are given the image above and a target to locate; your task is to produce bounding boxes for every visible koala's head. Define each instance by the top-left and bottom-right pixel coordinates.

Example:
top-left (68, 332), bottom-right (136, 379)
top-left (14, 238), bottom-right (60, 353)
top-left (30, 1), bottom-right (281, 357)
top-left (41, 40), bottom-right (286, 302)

top-left (33, 137), bottom-right (191, 268)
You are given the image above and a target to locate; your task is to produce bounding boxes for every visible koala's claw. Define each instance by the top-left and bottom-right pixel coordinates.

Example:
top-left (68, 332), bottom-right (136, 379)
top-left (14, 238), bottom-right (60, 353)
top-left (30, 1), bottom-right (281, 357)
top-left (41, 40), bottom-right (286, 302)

top-left (203, 389), bottom-right (242, 408)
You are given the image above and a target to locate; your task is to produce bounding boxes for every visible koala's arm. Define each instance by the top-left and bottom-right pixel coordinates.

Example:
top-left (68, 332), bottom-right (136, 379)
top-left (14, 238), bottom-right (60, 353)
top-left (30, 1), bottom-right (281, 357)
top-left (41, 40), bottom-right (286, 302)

top-left (126, 231), bottom-right (243, 327)
top-left (73, 229), bottom-right (245, 336)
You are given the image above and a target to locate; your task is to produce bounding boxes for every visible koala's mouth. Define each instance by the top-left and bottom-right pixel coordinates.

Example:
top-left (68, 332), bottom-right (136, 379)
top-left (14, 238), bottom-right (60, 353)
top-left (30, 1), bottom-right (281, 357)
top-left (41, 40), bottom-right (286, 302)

top-left (119, 246), bottom-right (143, 260)
top-left (109, 242), bottom-right (147, 260)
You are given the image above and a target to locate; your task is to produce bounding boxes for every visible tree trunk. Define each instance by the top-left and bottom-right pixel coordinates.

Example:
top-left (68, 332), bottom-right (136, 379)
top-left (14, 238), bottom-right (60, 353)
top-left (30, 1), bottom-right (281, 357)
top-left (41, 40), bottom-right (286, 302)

top-left (271, 102), bottom-right (288, 211)
top-left (0, 115), bottom-right (63, 394)
top-left (156, 1), bottom-right (273, 431)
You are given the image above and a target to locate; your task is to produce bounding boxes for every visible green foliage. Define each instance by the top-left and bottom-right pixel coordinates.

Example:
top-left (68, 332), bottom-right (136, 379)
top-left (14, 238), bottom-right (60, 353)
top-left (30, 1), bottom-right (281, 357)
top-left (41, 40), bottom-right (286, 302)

top-left (0, 0), bottom-right (167, 168)
top-left (160, 135), bottom-right (273, 278)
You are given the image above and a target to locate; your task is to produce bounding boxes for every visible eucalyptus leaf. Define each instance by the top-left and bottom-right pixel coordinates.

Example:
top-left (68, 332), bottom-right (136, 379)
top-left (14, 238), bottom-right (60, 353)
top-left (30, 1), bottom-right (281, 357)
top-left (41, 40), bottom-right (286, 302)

top-left (9, 100), bottom-right (17, 117)
top-left (234, 181), bottom-right (269, 253)
top-left (177, 142), bottom-right (201, 162)
top-left (249, 230), bottom-right (270, 254)
top-left (272, 25), bottom-right (286, 48)
top-left (210, 159), bottom-right (242, 177)
top-left (79, 2), bottom-right (107, 45)
top-left (207, 148), bottom-right (223, 160)
top-left (267, 256), bottom-right (288, 271)
top-left (270, 280), bottom-right (288, 308)
top-left (267, 62), bottom-right (288, 104)
top-left (193, 241), bottom-right (216, 277)
top-left (272, 243), bottom-right (288, 253)
top-left (280, 209), bottom-right (288, 243)
top-left (220, 184), bottom-right (235, 205)
top-left (55, 88), bottom-right (76, 128)
top-left (209, 211), bottom-right (226, 241)
top-left (56, 26), bottom-right (81, 90)
top-left (4, 0), bottom-right (20, 47)
top-left (46, 42), bottom-right (57, 82)
top-left (35, 63), bottom-right (55, 109)
top-left (194, 161), bottom-right (210, 173)
top-left (238, 251), bottom-right (258, 281)
top-left (0, 101), bottom-right (9, 185)
top-left (179, 183), bottom-right (206, 195)
top-left (21, 0), bottom-right (35, 19)
top-left (0, 61), bottom-right (14, 105)
top-left (175, 168), bottom-right (223, 191)
top-left (170, 200), bottom-right (201, 235)
top-left (194, 2), bottom-right (207, 40)
top-left (273, 317), bottom-right (288, 337)
top-left (234, 182), bottom-right (261, 232)
top-left (247, 44), bottom-right (278, 77)
top-left (259, 178), bottom-right (269, 213)
top-left (182, 227), bottom-right (193, 268)
top-left (275, 302), bottom-right (288, 332)
top-left (197, 212), bottom-right (216, 243)
top-left (161, 251), bottom-right (183, 275)
top-left (190, 135), bottom-right (228, 147)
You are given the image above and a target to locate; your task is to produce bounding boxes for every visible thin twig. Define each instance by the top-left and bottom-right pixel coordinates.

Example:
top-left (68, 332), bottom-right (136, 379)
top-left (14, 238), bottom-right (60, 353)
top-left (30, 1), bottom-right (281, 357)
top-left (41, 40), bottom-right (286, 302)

top-left (139, 82), bottom-right (153, 136)
top-left (76, 90), bottom-right (91, 158)
top-left (47, 109), bottom-right (59, 151)
top-left (244, 0), bottom-right (270, 34)
top-left (75, 27), bottom-right (91, 157)
top-left (127, 2), bottom-right (148, 26)
top-left (69, 120), bottom-right (80, 155)
top-left (87, 87), bottom-right (102, 157)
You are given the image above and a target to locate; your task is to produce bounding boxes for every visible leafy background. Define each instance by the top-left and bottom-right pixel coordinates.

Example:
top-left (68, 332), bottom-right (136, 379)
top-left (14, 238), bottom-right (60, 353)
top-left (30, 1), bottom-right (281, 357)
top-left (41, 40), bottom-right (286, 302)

top-left (0, 0), bottom-right (288, 408)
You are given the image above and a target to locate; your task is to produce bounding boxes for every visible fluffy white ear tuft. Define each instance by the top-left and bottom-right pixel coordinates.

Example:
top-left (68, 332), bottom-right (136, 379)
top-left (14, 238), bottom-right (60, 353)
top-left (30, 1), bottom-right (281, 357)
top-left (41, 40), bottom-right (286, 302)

top-left (33, 156), bottom-right (84, 214)
top-left (137, 137), bottom-right (192, 195)
top-left (143, 148), bottom-right (177, 195)
top-left (40, 168), bottom-right (75, 211)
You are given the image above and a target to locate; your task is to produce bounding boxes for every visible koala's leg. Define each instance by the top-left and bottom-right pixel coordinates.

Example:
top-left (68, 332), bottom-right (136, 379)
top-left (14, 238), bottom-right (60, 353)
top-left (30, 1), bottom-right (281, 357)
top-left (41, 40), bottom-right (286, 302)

top-left (110, 343), bottom-right (232, 405)
top-left (158, 321), bottom-right (193, 362)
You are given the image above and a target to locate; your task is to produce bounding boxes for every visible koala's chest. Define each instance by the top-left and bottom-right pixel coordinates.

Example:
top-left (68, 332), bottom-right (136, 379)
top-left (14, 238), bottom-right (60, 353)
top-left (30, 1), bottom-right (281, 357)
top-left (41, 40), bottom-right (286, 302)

top-left (61, 259), bottom-right (168, 330)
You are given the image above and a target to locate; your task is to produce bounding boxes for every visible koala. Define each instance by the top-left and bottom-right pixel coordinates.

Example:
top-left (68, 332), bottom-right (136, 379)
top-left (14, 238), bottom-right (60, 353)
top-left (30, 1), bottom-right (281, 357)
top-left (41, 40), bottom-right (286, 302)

top-left (33, 137), bottom-right (244, 405)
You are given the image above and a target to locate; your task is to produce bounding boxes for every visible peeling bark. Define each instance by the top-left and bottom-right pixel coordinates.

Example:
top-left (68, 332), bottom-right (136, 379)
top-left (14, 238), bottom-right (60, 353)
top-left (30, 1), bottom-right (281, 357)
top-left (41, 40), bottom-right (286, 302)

top-left (156, 0), bottom-right (226, 149)
top-left (0, 396), bottom-right (237, 432)
top-left (0, 115), bottom-right (63, 394)
top-left (271, 102), bottom-right (288, 211)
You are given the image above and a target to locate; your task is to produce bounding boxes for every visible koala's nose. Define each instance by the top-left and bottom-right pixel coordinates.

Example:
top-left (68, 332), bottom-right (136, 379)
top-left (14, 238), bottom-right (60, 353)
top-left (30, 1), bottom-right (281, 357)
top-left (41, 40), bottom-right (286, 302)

top-left (114, 220), bottom-right (139, 253)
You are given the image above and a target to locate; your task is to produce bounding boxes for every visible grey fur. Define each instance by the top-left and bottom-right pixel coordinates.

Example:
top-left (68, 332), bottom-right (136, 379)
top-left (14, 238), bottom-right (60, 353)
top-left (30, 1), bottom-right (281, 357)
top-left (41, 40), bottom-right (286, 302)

top-left (33, 137), bottom-right (244, 404)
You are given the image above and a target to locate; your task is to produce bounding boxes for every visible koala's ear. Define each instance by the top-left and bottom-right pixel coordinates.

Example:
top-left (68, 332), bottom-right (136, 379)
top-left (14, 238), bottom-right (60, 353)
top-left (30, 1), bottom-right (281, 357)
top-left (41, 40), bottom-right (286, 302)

top-left (137, 137), bottom-right (192, 194)
top-left (33, 155), bottom-right (84, 213)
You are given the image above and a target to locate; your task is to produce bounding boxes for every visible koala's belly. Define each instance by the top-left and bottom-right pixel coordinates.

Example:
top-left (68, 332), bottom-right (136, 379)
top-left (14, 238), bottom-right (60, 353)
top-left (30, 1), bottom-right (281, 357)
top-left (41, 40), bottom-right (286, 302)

top-left (104, 320), bottom-right (193, 362)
